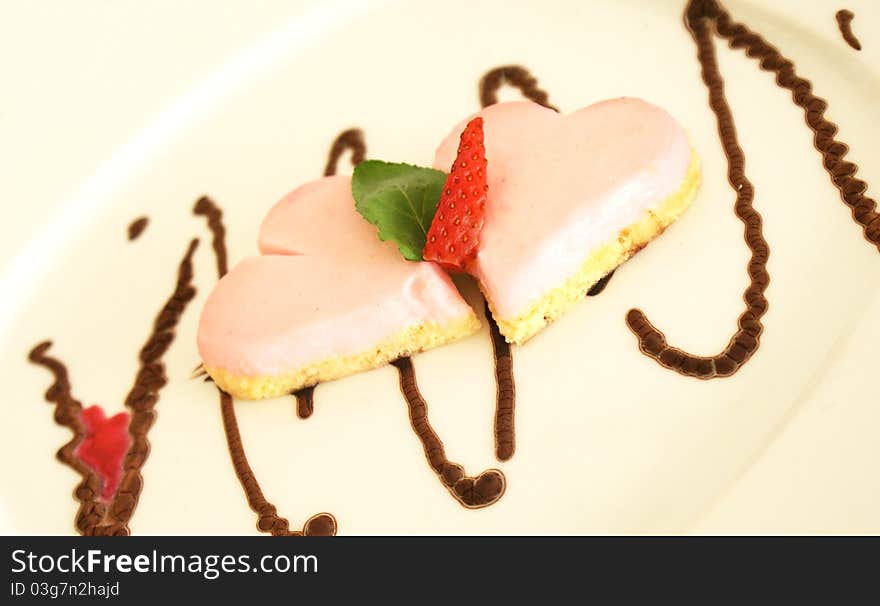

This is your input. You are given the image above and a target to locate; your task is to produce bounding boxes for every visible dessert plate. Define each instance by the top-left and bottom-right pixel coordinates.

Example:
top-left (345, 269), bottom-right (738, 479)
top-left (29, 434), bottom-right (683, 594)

top-left (1, 0), bottom-right (878, 534)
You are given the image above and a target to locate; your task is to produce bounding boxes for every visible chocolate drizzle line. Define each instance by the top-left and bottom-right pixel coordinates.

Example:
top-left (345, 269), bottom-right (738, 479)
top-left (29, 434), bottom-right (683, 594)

top-left (28, 343), bottom-right (104, 533)
top-left (703, 0), bottom-right (878, 250)
top-left (629, 0), bottom-right (880, 378)
top-left (486, 302), bottom-right (515, 461)
top-left (836, 9), bottom-right (862, 50)
top-left (323, 128), bottom-right (367, 177)
top-left (127, 216), bottom-right (149, 241)
top-left (194, 195), bottom-right (337, 536)
top-left (295, 387), bottom-right (315, 419)
top-left (317, 127), bottom-right (509, 506)
top-left (117, 238), bottom-right (199, 530)
top-left (321, 128), bottom-right (509, 505)
top-left (218, 391), bottom-right (336, 536)
top-left (193, 196), bottom-right (228, 277)
top-left (29, 238), bottom-right (200, 535)
top-left (476, 64), bottom-right (573, 461)
top-left (391, 357), bottom-right (506, 508)
top-left (479, 65), bottom-right (559, 111)
top-left (625, 0), bottom-right (773, 379)
top-left (587, 271), bottom-right (615, 296)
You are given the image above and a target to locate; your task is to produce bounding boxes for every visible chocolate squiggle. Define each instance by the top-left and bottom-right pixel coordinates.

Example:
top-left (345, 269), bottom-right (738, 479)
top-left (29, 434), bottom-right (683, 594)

top-left (28, 343), bottom-right (105, 533)
top-left (218, 390), bottom-right (336, 535)
top-left (487, 302), bottom-right (515, 461)
top-left (479, 65), bottom-right (559, 111)
top-left (625, 0), bottom-right (773, 379)
top-left (587, 271), bottom-right (615, 296)
top-left (29, 238), bottom-right (199, 534)
top-left (323, 128), bottom-right (366, 177)
top-left (194, 196), bottom-right (337, 536)
top-left (127, 216), bottom-right (148, 241)
top-left (479, 64), bottom-right (615, 451)
top-left (115, 238), bottom-right (199, 531)
top-left (194, 197), bottom-right (228, 277)
top-left (391, 357), bottom-right (506, 508)
top-left (324, 123), bottom-right (518, 466)
top-left (295, 387), bottom-right (315, 419)
top-left (628, 0), bottom-right (880, 379)
top-left (305, 129), bottom-right (510, 504)
top-left (705, 0), bottom-right (878, 248)
top-left (836, 9), bottom-right (862, 51)
top-left (477, 64), bottom-right (580, 458)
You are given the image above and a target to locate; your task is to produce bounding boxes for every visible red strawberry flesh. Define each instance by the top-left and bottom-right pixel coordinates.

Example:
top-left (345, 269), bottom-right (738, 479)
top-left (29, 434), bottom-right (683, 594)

top-left (74, 405), bottom-right (132, 502)
top-left (423, 116), bottom-right (488, 271)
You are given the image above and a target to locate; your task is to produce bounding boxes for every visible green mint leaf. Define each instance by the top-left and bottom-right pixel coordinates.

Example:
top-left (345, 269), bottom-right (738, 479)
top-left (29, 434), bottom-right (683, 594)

top-left (352, 160), bottom-right (448, 261)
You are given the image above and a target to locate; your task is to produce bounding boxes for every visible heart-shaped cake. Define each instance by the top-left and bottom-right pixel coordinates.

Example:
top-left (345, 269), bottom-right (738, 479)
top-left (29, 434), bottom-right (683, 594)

top-left (198, 98), bottom-right (698, 398)
top-left (433, 99), bottom-right (700, 343)
top-left (197, 175), bottom-right (479, 399)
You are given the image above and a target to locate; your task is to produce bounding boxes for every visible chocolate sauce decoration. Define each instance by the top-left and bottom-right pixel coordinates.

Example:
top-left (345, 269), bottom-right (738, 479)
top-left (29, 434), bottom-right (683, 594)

top-left (323, 128), bottom-right (367, 177)
top-left (194, 195), bottom-right (337, 536)
top-left (587, 271), bottom-right (615, 297)
top-left (480, 64), bottom-right (619, 456)
top-left (629, 0), bottom-right (880, 379)
top-left (699, 0), bottom-right (877, 249)
top-left (218, 390), bottom-right (336, 535)
top-left (479, 65), bottom-right (559, 112)
top-left (836, 9), bottom-right (862, 50)
top-left (127, 216), bottom-right (149, 241)
top-left (626, 0), bottom-right (773, 379)
top-left (312, 129), bottom-right (511, 502)
top-left (391, 357), bottom-right (506, 508)
top-left (193, 196), bottom-right (226, 279)
top-left (193, 196), bottom-right (228, 277)
top-left (479, 63), bottom-right (613, 452)
top-left (487, 302), bottom-right (515, 461)
top-left (295, 387), bottom-right (315, 419)
top-left (477, 65), bottom-right (581, 460)
top-left (28, 343), bottom-right (107, 533)
top-left (29, 238), bottom-right (199, 534)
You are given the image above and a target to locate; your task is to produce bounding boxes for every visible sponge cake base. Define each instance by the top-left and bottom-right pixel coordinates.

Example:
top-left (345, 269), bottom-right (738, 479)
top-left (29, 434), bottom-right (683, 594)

top-left (207, 314), bottom-right (480, 400)
top-left (490, 151), bottom-right (701, 345)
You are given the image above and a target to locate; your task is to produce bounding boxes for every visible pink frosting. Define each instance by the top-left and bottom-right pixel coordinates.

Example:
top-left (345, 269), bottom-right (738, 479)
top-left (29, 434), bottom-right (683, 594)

top-left (197, 176), bottom-right (473, 377)
top-left (433, 99), bottom-right (692, 319)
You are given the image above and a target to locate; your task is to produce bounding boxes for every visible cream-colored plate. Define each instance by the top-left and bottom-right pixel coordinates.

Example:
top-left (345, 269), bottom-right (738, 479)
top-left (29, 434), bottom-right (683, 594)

top-left (1, 0), bottom-right (878, 534)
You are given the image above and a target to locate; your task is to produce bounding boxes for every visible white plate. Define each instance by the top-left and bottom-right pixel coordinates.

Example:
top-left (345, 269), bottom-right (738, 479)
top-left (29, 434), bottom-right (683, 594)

top-left (1, 0), bottom-right (878, 534)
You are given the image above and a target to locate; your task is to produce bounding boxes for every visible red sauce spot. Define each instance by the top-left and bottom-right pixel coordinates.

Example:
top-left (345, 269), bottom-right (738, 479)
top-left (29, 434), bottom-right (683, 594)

top-left (74, 405), bottom-right (131, 501)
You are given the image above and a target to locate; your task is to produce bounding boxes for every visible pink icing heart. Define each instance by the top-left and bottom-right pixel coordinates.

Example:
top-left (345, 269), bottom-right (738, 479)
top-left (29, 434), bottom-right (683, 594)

top-left (197, 176), bottom-right (476, 398)
top-left (433, 99), bottom-right (693, 339)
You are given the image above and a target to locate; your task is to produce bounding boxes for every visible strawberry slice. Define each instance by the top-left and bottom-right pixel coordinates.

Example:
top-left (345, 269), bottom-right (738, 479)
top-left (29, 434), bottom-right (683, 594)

top-left (424, 116), bottom-right (488, 271)
top-left (74, 405), bottom-right (132, 502)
